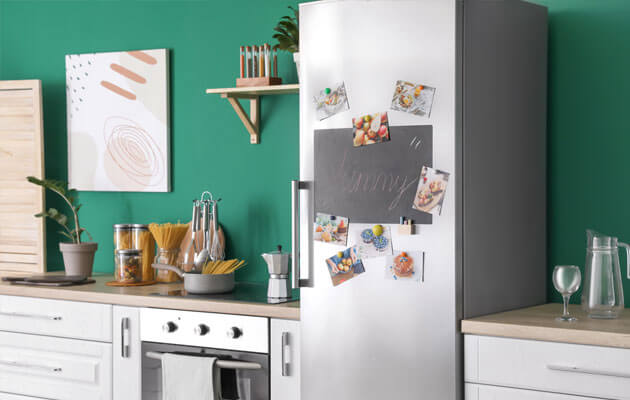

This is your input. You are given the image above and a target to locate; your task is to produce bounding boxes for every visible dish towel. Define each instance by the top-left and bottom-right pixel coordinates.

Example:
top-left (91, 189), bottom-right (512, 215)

top-left (162, 353), bottom-right (221, 400)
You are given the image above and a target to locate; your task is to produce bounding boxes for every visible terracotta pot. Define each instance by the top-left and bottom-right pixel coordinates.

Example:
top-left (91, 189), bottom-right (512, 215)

top-left (59, 242), bottom-right (98, 277)
top-left (293, 52), bottom-right (300, 81)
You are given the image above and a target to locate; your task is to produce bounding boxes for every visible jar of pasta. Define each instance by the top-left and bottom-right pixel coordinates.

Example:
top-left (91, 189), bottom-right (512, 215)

top-left (131, 224), bottom-right (156, 282)
top-left (113, 224), bottom-right (132, 279)
top-left (115, 249), bottom-right (142, 283)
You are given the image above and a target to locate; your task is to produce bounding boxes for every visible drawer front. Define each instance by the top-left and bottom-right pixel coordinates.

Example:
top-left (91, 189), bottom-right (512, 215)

top-left (0, 393), bottom-right (46, 400)
top-left (0, 331), bottom-right (112, 400)
top-left (466, 383), bottom-right (604, 400)
top-left (0, 295), bottom-right (112, 342)
top-left (465, 335), bottom-right (630, 400)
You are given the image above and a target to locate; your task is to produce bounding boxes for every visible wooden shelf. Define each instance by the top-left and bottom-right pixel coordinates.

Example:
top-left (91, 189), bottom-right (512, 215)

top-left (206, 84), bottom-right (299, 144)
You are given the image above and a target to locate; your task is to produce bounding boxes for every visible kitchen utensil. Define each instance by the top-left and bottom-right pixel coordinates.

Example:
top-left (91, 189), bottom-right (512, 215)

top-left (262, 245), bottom-right (291, 299)
top-left (210, 199), bottom-right (225, 261)
top-left (178, 223), bottom-right (225, 272)
top-left (152, 263), bottom-right (235, 294)
top-left (582, 229), bottom-right (630, 319)
top-left (182, 200), bottom-right (202, 272)
top-left (552, 265), bottom-right (581, 322)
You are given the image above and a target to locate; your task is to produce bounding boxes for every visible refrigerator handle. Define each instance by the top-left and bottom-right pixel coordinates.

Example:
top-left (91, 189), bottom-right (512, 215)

top-left (291, 180), bottom-right (311, 288)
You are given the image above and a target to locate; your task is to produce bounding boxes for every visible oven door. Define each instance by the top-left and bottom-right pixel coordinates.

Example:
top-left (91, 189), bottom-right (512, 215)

top-left (141, 342), bottom-right (269, 400)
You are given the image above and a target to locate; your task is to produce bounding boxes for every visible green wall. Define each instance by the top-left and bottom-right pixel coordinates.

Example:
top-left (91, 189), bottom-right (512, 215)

top-left (530, 0), bottom-right (630, 305)
top-left (4, 0), bottom-right (630, 305)
top-left (0, 0), bottom-right (299, 283)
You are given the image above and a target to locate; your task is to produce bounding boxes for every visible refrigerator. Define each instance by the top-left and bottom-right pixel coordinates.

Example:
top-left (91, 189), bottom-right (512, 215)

top-left (293, 0), bottom-right (548, 399)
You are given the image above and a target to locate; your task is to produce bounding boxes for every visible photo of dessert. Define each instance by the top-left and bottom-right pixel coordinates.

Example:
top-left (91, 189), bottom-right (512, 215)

top-left (412, 166), bottom-right (450, 216)
top-left (314, 82), bottom-right (350, 121)
top-left (325, 246), bottom-right (366, 286)
top-left (352, 112), bottom-right (390, 147)
top-left (349, 223), bottom-right (393, 259)
top-left (314, 213), bottom-right (349, 245)
top-left (390, 80), bottom-right (436, 118)
top-left (385, 250), bottom-right (424, 282)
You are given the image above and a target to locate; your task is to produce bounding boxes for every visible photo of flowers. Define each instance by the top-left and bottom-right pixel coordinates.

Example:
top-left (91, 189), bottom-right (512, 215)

top-left (325, 246), bottom-right (365, 286)
top-left (384, 250), bottom-right (424, 282)
top-left (314, 213), bottom-right (349, 246)
top-left (348, 223), bottom-right (393, 259)
top-left (314, 81), bottom-right (350, 121)
top-left (352, 112), bottom-right (390, 147)
top-left (412, 166), bottom-right (450, 216)
top-left (390, 80), bottom-right (436, 118)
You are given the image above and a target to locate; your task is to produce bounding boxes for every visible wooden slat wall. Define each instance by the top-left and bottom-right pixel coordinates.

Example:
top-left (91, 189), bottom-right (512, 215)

top-left (0, 80), bottom-right (46, 273)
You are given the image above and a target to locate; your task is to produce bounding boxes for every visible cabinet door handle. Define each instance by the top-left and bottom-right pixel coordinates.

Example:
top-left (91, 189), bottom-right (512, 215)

top-left (547, 364), bottom-right (630, 379)
top-left (121, 317), bottom-right (130, 358)
top-left (0, 311), bottom-right (62, 321)
top-left (281, 331), bottom-right (290, 377)
top-left (0, 359), bottom-right (61, 373)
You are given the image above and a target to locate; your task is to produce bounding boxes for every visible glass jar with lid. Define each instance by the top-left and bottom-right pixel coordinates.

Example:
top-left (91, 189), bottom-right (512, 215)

top-left (131, 224), bottom-right (155, 282)
top-left (115, 249), bottom-right (143, 283)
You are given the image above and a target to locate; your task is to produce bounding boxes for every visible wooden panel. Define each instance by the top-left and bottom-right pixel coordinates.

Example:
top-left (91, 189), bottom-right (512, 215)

top-left (0, 80), bottom-right (45, 274)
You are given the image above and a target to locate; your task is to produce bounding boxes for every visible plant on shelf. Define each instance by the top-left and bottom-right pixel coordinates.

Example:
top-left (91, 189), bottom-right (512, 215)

top-left (273, 5), bottom-right (300, 79)
top-left (27, 176), bottom-right (98, 276)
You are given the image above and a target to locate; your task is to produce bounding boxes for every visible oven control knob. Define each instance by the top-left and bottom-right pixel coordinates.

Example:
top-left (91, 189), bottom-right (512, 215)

top-left (194, 324), bottom-right (210, 336)
top-left (162, 321), bottom-right (178, 333)
top-left (227, 327), bottom-right (242, 339)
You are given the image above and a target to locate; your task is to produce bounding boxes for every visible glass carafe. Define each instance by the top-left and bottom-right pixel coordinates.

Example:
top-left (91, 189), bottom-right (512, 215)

top-left (581, 230), bottom-right (630, 318)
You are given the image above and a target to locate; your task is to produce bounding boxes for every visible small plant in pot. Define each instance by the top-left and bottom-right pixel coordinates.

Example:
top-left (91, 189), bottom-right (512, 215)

top-left (27, 176), bottom-right (97, 277)
top-left (273, 6), bottom-right (299, 80)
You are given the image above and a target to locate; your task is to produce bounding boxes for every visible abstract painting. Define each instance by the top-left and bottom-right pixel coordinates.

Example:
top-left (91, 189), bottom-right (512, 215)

top-left (66, 49), bottom-right (170, 191)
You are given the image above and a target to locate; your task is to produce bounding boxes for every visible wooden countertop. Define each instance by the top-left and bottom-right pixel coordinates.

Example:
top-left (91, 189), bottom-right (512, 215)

top-left (0, 275), bottom-right (300, 320)
top-left (462, 303), bottom-right (630, 349)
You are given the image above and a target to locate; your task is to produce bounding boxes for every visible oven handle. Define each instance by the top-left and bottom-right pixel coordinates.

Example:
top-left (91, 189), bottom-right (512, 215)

top-left (145, 351), bottom-right (262, 370)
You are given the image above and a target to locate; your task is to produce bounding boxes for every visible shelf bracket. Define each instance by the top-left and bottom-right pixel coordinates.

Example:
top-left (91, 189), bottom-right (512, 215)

top-left (222, 93), bottom-right (260, 144)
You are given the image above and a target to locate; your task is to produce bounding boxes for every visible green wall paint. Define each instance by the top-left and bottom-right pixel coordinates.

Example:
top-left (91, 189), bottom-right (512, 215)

top-left (0, 0), bottom-right (299, 283)
top-left (528, 0), bottom-right (630, 305)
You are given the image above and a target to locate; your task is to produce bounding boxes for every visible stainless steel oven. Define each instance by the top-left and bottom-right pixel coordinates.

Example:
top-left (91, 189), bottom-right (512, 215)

top-left (140, 308), bottom-right (270, 400)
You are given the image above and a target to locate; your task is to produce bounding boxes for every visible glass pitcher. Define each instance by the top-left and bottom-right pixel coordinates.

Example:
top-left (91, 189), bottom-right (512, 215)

top-left (581, 230), bottom-right (630, 318)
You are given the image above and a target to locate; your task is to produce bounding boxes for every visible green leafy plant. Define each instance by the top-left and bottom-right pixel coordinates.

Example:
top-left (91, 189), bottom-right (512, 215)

top-left (273, 6), bottom-right (299, 53)
top-left (27, 176), bottom-right (91, 244)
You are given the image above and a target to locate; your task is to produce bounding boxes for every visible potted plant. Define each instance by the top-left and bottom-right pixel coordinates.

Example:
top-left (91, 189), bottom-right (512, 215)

top-left (273, 6), bottom-right (299, 80)
top-left (27, 176), bottom-right (97, 276)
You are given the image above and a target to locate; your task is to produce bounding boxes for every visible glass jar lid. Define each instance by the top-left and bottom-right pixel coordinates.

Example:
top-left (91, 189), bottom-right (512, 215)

top-left (130, 224), bottom-right (149, 231)
top-left (116, 249), bottom-right (142, 255)
top-left (113, 224), bottom-right (132, 231)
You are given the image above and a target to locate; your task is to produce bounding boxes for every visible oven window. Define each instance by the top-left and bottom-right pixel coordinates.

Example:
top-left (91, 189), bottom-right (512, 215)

top-left (141, 342), bottom-right (269, 400)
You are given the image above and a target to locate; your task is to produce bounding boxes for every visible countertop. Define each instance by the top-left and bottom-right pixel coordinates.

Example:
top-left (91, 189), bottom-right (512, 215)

top-left (0, 275), bottom-right (300, 320)
top-left (462, 303), bottom-right (630, 349)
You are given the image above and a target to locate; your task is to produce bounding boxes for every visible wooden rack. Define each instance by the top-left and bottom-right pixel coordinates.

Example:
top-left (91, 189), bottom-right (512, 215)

top-left (205, 84), bottom-right (299, 144)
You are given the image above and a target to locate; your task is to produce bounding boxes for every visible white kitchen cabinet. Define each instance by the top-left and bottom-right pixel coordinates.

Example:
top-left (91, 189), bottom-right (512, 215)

top-left (113, 306), bottom-right (142, 400)
top-left (0, 295), bottom-right (112, 342)
top-left (271, 319), bottom-right (300, 400)
top-left (0, 393), bottom-right (46, 400)
top-left (465, 335), bottom-right (630, 400)
top-left (0, 330), bottom-right (112, 399)
top-left (466, 383), bottom-right (603, 399)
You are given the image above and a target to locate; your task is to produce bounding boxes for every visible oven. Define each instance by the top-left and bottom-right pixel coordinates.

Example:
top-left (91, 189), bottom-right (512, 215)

top-left (140, 308), bottom-right (270, 400)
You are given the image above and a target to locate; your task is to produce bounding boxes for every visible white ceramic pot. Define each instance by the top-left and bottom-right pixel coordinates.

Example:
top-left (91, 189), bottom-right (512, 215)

top-left (293, 52), bottom-right (300, 81)
top-left (59, 242), bottom-right (98, 277)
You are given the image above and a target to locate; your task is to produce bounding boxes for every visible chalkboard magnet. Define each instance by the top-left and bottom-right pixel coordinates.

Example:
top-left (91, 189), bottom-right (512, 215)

top-left (397, 224), bottom-right (415, 235)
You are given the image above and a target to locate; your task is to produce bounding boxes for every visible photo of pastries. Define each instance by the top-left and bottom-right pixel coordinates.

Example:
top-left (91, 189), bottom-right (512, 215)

top-left (314, 213), bottom-right (349, 245)
top-left (352, 112), bottom-right (390, 147)
top-left (348, 223), bottom-right (393, 259)
top-left (412, 166), bottom-right (450, 216)
top-left (385, 250), bottom-right (424, 282)
top-left (325, 246), bottom-right (366, 287)
top-left (314, 81), bottom-right (350, 121)
top-left (390, 80), bottom-right (436, 118)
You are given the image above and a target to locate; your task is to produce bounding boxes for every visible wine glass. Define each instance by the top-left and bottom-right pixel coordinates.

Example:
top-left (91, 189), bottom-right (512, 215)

top-left (553, 265), bottom-right (582, 322)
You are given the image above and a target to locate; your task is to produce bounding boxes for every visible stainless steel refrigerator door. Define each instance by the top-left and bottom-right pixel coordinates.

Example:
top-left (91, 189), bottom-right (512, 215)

top-left (299, 1), bottom-right (458, 399)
